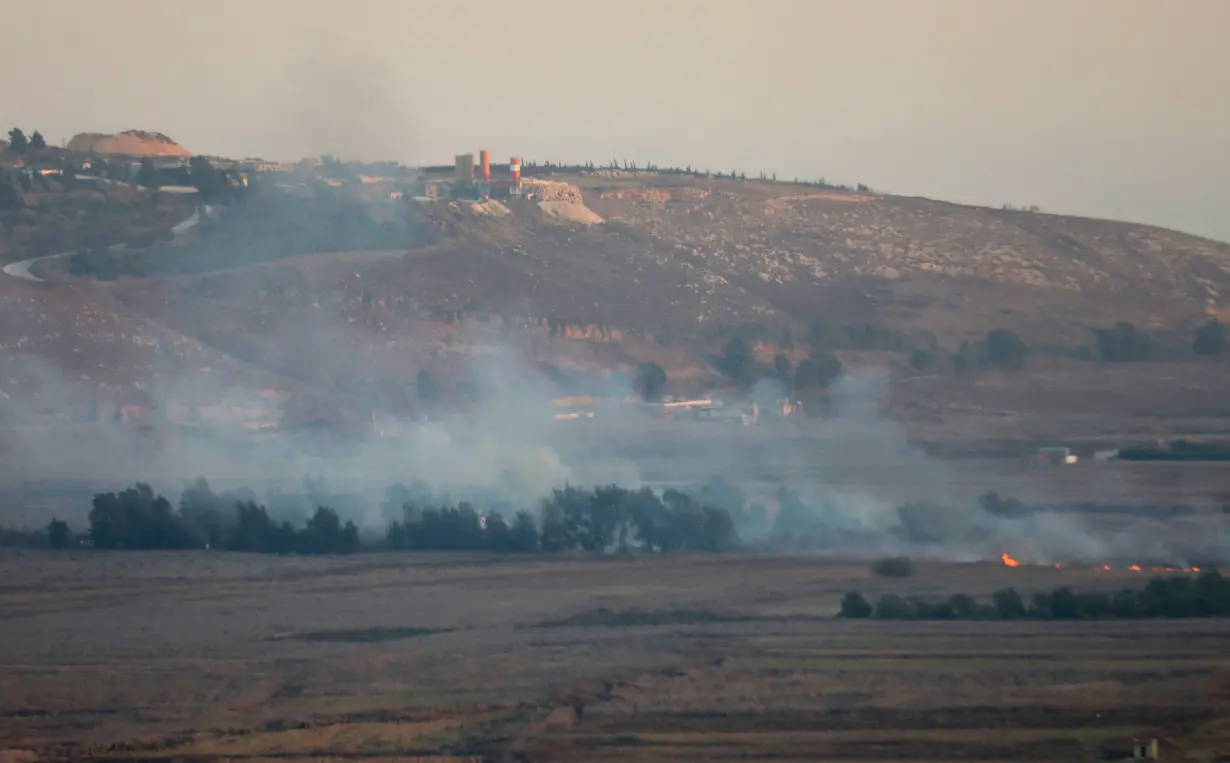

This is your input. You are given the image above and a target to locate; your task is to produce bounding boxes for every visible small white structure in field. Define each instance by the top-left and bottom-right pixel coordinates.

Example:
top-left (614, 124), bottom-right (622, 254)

top-left (1093, 448), bottom-right (1120, 462)
top-left (1036, 446), bottom-right (1078, 465)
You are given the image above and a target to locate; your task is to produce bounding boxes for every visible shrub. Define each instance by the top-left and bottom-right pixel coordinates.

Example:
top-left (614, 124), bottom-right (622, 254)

top-left (46, 518), bottom-right (70, 549)
top-left (872, 556), bottom-right (915, 577)
top-left (992, 587), bottom-right (1028, 619)
top-left (910, 347), bottom-right (937, 372)
top-left (948, 593), bottom-right (979, 619)
top-left (839, 591), bottom-right (873, 619)
top-left (872, 594), bottom-right (913, 620)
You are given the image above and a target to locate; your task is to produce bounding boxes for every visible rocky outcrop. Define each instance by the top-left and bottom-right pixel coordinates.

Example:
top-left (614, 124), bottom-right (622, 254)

top-left (66, 130), bottom-right (190, 157)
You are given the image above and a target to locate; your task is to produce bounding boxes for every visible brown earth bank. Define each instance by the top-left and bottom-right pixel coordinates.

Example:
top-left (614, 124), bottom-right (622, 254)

top-left (63, 130), bottom-right (190, 157)
top-left (1, 552), bottom-right (1229, 762)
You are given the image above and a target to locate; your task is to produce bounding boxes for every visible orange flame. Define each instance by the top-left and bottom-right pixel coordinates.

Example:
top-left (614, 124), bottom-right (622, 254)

top-left (1100, 565), bottom-right (1112, 571)
top-left (1002, 552), bottom-right (1022, 567)
top-left (1128, 564), bottom-right (1141, 572)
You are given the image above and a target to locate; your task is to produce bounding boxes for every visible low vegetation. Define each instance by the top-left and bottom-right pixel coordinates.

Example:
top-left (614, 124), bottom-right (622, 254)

top-left (841, 570), bottom-right (1230, 621)
top-left (534, 607), bottom-right (757, 628)
top-left (871, 556), bottom-right (915, 577)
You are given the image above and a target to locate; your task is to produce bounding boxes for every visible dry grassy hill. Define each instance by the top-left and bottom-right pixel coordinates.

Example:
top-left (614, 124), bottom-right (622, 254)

top-left (380, 175), bottom-right (1230, 345)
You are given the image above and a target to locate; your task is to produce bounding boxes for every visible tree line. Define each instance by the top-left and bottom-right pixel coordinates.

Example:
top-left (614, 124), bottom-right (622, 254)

top-left (11, 477), bottom-right (744, 555)
top-left (5, 127), bottom-right (48, 152)
top-left (699, 316), bottom-right (1229, 396)
top-left (840, 570), bottom-right (1230, 621)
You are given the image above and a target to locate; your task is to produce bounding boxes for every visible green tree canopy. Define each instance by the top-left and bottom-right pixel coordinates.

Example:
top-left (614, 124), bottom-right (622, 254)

top-left (635, 361), bottom-right (667, 402)
top-left (1193, 318), bottom-right (1226, 356)
top-left (6, 127), bottom-right (28, 152)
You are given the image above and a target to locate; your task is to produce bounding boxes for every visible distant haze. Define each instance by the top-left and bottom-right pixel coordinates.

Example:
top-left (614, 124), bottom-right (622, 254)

top-left (2, 0), bottom-right (1228, 241)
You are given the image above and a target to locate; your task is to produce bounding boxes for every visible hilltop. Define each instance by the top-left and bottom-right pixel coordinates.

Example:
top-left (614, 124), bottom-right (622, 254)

top-left (64, 129), bottom-right (190, 157)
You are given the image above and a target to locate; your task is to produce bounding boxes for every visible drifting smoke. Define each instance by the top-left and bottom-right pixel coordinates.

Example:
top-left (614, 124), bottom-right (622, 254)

top-left (264, 44), bottom-right (417, 164)
top-left (3, 345), bottom-right (1229, 567)
top-left (725, 367), bottom-right (1229, 566)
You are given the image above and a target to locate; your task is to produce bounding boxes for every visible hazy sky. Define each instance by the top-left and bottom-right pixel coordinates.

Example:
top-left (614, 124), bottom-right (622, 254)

top-left (4, 1), bottom-right (1228, 240)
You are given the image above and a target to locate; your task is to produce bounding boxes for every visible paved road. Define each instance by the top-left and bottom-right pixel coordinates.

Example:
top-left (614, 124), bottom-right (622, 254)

top-left (2, 208), bottom-right (202, 284)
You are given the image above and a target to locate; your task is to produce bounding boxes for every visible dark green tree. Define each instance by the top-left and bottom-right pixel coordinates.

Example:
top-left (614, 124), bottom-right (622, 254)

top-left (7, 128), bottom-right (28, 152)
top-left (1094, 321), bottom-right (1151, 362)
top-left (415, 369), bottom-right (437, 404)
top-left (0, 169), bottom-right (23, 210)
top-left (188, 155), bottom-right (228, 201)
top-left (873, 594), bottom-right (913, 620)
top-left (840, 591), bottom-right (872, 618)
top-left (984, 329), bottom-right (1027, 371)
top-left (136, 158), bottom-right (159, 188)
top-left (910, 347), bottom-right (937, 372)
top-left (1193, 318), bottom-right (1226, 356)
top-left (29, 130), bottom-right (46, 150)
top-left (812, 349), bottom-right (843, 388)
top-left (89, 483), bottom-right (199, 550)
top-left (773, 353), bottom-right (792, 390)
top-left (635, 361), bottom-right (667, 402)
top-left (47, 518), bottom-right (70, 549)
top-left (716, 336), bottom-right (756, 386)
top-left (993, 587), bottom-right (1028, 619)
top-left (508, 511), bottom-right (539, 552)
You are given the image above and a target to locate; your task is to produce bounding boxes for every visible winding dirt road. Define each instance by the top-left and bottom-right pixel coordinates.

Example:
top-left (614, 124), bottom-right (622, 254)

top-left (1, 208), bottom-right (202, 284)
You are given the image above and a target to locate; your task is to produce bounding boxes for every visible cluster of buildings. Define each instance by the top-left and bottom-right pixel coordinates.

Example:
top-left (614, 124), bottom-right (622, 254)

top-left (413, 150), bottom-right (524, 201)
top-left (3, 141), bottom-right (537, 207)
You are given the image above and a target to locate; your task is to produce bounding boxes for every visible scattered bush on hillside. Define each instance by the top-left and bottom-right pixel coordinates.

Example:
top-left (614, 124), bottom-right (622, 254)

top-left (810, 322), bottom-right (906, 352)
top-left (952, 329), bottom-right (1028, 375)
top-left (635, 361), bottom-right (668, 402)
top-left (714, 336), bottom-right (757, 387)
top-left (1094, 321), bottom-right (1152, 362)
top-left (872, 556), bottom-right (915, 577)
top-left (910, 347), bottom-right (937, 373)
top-left (840, 571), bottom-right (1230, 620)
top-left (773, 354), bottom-right (792, 390)
top-left (984, 329), bottom-right (1028, 371)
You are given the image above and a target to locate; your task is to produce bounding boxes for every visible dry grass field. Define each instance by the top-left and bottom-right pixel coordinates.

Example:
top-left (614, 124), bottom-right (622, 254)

top-left (3, 550), bottom-right (1229, 762)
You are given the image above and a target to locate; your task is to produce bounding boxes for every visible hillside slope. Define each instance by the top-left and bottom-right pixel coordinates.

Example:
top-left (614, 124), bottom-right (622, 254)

top-left (5, 172), bottom-right (1230, 433)
top-left (272, 177), bottom-right (1230, 345)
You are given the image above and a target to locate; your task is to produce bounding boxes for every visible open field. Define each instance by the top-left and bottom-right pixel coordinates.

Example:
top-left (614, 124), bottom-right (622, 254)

top-left (2, 551), bottom-right (1229, 762)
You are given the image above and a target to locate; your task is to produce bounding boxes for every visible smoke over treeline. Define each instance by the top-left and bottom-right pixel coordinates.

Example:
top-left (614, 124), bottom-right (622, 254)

top-left (14, 478), bottom-right (744, 555)
top-left (5, 353), bottom-right (1229, 568)
top-left (6, 470), bottom-right (1225, 568)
